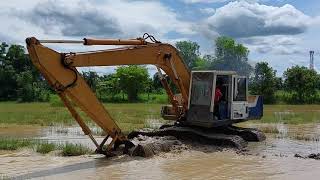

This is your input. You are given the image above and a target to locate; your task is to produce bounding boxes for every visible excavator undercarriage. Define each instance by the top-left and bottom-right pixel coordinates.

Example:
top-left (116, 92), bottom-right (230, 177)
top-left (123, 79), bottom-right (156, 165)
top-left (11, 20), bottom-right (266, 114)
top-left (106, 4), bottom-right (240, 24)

top-left (26, 34), bottom-right (265, 157)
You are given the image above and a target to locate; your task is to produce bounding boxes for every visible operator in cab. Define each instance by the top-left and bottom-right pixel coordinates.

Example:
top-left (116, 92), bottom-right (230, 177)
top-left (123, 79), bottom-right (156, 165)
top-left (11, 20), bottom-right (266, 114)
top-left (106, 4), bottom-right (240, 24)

top-left (214, 80), bottom-right (223, 119)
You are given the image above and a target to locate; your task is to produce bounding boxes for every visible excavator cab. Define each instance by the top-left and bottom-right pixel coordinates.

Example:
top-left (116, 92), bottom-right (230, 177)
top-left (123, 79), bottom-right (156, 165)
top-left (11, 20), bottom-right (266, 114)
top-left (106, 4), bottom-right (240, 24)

top-left (184, 71), bottom-right (263, 128)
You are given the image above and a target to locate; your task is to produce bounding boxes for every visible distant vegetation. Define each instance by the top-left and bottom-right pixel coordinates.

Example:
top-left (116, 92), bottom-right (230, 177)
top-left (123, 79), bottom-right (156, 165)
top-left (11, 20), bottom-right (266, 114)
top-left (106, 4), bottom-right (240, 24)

top-left (1, 37), bottom-right (320, 104)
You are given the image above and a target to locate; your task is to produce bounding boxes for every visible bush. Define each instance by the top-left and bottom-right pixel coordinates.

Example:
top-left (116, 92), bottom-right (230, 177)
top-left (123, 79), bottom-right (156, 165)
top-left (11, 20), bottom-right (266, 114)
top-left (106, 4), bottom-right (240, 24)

top-left (49, 94), bottom-right (64, 107)
top-left (98, 93), bottom-right (169, 104)
top-left (61, 143), bottom-right (92, 156)
top-left (275, 90), bottom-right (320, 104)
top-left (138, 93), bottom-right (168, 104)
top-left (35, 142), bottom-right (56, 154)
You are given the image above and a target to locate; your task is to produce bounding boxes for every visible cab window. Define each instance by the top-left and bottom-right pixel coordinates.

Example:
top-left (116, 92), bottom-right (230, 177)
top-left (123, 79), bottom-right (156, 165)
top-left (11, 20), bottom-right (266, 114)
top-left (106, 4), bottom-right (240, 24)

top-left (233, 77), bottom-right (247, 101)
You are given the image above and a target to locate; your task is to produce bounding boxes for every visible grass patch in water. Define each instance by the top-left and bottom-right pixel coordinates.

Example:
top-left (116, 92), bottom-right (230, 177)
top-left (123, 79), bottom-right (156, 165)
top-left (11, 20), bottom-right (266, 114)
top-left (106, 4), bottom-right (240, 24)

top-left (0, 175), bottom-right (11, 180)
top-left (61, 143), bottom-right (93, 156)
top-left (0, 138), bottom-right (33, 150)
top-left (259, 126), bottom-right (280, 134)
top-left (289, 134), bottom-right (320, 141)
top-left (0, 137), bottom-right (94, 156)
top-left (35, 142), bottom-right (57, 154)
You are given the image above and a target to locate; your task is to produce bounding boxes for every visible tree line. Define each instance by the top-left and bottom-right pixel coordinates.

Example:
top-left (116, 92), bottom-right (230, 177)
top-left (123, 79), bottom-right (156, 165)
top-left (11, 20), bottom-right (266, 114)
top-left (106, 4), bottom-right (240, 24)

top-left (0, 37), bottom-right (319, 104)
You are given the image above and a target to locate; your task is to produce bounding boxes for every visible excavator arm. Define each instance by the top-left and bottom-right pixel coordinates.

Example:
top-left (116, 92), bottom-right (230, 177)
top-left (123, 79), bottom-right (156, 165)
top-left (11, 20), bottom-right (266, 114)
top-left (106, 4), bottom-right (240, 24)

top-left (26, 35), bottom-right (190, 153)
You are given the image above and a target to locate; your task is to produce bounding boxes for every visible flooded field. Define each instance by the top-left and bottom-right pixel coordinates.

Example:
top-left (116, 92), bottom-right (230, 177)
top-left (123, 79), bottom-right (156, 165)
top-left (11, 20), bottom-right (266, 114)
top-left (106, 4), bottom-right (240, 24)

top-left (1, 123), bottom-right (320, 179)
top-left (1, 103), bottom-right (320, 179)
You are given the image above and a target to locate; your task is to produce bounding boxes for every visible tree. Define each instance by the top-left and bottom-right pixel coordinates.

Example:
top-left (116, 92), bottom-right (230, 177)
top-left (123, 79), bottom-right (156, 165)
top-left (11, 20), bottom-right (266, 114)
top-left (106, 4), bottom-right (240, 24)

top-left (210, 37), bottom-right (253, 76)
top-left (192, 57), bottom-right (210, 70)
top-left (250, 62), bottom-right (277, 104)
top-left (152, 72), bottom-right (163, 93)
top-left (0, 63), bottom-right (17, 100)
top-left (175, 41), bottom-right (200, 70)
top-left (283, 66), bottom-right (319, 103)
top-left (82, 71), bottom-right (99, 92)
top-left (96, 74), bottom-right (121, 101)
top-left (0, 42), bottom-right (50, 102)
top-left (0, 43), bottom-right (22, 100)
top-left (0, 42), bottom-right (8, 63)
top-left (16, 70), bottom-right (36, 102)
top-left (6, 45), bottom-right (32, 72)
top-left (275, 77), bottom-right (283, 90)
top-left (116, 65), bottom-right (149, 102)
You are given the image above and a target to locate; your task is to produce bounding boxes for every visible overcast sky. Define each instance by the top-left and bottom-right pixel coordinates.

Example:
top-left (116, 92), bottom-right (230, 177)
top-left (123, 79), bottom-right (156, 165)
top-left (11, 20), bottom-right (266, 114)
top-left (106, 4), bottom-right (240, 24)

top-left (0, 0), bottom-right (319, 76)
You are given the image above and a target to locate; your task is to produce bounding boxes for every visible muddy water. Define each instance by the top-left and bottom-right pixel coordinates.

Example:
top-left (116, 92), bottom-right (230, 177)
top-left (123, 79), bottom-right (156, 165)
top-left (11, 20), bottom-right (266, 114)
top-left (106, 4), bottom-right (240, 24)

top-left (2, 124), bottom-right (320, 179)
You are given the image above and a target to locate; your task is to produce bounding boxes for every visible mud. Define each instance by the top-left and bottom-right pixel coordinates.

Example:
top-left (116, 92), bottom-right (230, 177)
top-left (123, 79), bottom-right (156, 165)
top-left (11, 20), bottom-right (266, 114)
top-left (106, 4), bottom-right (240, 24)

top-left (129, 135), bottom-right (185, 157)
top-left (295, 153), bottom-right (320, 160)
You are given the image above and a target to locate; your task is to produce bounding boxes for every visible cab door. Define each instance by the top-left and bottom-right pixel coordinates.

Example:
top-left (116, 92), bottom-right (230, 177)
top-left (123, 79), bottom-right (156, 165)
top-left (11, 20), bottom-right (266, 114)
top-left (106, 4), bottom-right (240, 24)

top-left (231, 76), bottom-right (249, 120)
top-left (187, 72), bottom-right (214, 124)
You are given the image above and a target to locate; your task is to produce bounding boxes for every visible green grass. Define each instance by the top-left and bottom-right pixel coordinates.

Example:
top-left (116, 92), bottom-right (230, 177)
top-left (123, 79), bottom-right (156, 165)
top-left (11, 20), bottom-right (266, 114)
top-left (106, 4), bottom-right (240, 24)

top-left (138, 93), bottom-right (168, 104)
top-left (0, 102), bottom-right (165, 133)
top-left (0, 175), bottom-right (10, 180)
top-left (0, 138), bottom-right (33, 150)
top-left (289, 134), bottom-right (319, 141)
top-left (35, 142), bottom-right (57, 154)
top-left (255, 104), bottom-right (320, 124)
top-left (258, 126), bottom-right (280, 134)
top-left (0, 102), bottom-right (319, 135)
top-left (0, 137), bottom-right (93, 156)
top-left (0, 102), bottom-right (75, 126)
top-left (61, 143), bottom-right (93, 156)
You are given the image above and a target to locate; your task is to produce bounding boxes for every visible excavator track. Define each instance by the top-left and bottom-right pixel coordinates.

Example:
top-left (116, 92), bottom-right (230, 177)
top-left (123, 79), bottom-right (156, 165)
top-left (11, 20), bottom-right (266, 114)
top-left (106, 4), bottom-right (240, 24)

top-left (128, 125), bottom-right (266, 151)
top-left (128, 126), bottom-right (248, 149)
top-left (219, 125), bottom-right (266, 142)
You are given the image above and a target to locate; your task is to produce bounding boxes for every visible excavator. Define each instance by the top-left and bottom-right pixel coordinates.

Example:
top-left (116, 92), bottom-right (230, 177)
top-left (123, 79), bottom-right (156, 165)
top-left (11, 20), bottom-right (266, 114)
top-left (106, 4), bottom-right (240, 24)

top-left (26, 33), bottom-right (265, 156)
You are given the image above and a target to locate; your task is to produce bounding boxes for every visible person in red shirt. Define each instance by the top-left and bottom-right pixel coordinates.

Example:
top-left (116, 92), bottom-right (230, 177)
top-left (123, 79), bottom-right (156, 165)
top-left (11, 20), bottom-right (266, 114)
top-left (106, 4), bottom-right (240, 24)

top-left (215, 84), bottom-right (223, 103)
top-left (214, 80), bottom-right (223, 119)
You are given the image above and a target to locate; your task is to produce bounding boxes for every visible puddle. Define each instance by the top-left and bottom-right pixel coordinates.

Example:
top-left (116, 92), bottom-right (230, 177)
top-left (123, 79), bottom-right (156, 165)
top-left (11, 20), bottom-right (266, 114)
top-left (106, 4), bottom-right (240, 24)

top-left (274, 111), bottom-right (295, 121)
top-left (0, 125), bottom-right (43, 138)
top-left (1, 123), bottom-right (320, 179)
top-left (146, 118), bottom-right (164, 129)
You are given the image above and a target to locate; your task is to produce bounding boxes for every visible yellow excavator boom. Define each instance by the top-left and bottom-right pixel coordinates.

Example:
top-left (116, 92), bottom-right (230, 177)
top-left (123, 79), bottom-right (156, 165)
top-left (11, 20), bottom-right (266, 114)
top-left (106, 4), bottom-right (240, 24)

top-left (26, 35), bottom-right (190, 153)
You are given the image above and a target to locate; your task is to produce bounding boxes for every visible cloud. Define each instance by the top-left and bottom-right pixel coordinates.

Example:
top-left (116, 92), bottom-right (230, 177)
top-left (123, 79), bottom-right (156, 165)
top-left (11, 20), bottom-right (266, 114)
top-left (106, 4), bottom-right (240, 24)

top-left (0, 0), bottom-right (206, 55)
top-left (1, 0), bottom-right (194, 46)
top-left (182, 0), bottom-right (259, 4)
top-left (200, 8), bottom-right (216, 14)
top-left (182, 0), bottom-right (228, 3)
top-left (203, 1), bottom-right (311, 38)
top-left (19, 1), bottom-right (121, 37)
top-left (98, 0), bottom-right (194, 37)
top-left (239, 35), bottom-right (305, 55)
top-left (0, 33), bottom-right (13, 43)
